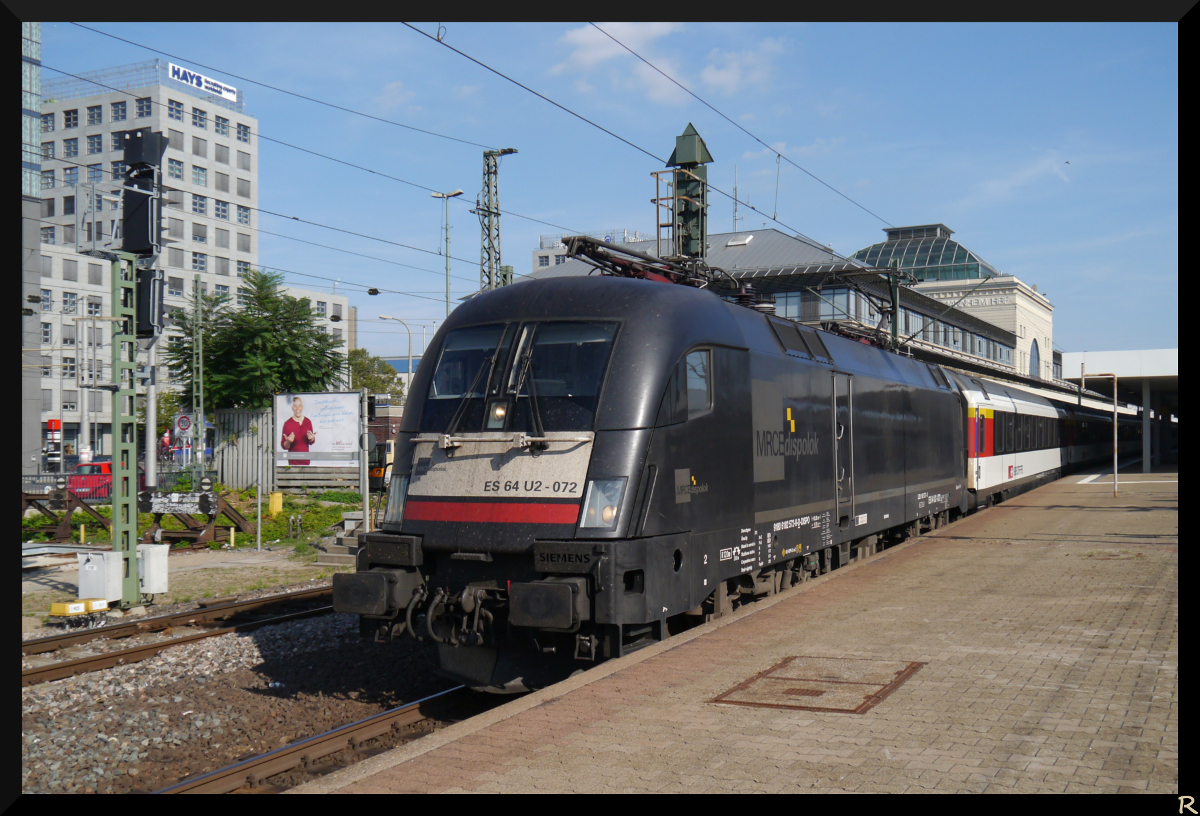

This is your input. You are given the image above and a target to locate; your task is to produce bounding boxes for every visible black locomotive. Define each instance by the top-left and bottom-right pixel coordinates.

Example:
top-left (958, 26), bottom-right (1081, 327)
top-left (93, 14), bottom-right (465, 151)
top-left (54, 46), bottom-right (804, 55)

top-left (333, 272), bottom-right (1124, 692)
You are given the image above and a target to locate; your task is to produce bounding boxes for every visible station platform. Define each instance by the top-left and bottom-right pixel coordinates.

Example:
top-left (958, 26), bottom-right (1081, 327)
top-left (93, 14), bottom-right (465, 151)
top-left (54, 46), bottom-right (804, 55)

top-left (297, 466), bottom-right (1178, 794)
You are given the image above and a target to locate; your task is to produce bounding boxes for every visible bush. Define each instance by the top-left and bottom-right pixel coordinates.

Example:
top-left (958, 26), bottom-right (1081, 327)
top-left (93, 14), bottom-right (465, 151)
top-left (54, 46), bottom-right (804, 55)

top-left (317, 490), bottom-right (362, 503)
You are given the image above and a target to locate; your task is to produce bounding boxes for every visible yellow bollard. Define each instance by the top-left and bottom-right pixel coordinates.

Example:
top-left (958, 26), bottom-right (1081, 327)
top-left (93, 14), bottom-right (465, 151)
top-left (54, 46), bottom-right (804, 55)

top-left (230, 528), bottom-right (236, 548)
top-left (81, 524), bottom-right (86, 545)
top-left (268, 492), bottom-right (283, 517)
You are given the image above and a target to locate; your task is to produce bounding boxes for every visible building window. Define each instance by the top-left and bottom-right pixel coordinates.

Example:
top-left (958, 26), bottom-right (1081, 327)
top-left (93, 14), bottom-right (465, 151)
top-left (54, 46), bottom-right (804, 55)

top-left (215, 284), bottom-right (229, 296)
top-left (193, 223), bottom-right (207, 243)
top-left (42, 323), bottom-right (52, 344)
top-left (192, 136), bottom-right (207, 158)
top-left (41, 288), bottom-right (52, 311)
top-left (317, 325), bottom-right (326, 334)
top-left (215, 115), bottom-right (229, 137)
top-left (41, 112), bottom-right (54, 132)
top-left (88, 263), bottom-right (102, 285)
top-left (316, 301), bottom-right (326, 316)
top-left (63, 292), bottom-right (78, 314)
top-left (42, 198), bottom-right (55, 218)
top-left (236, 178), bottom-right (251, 198)
top-left (168, 217), bottom-right (183, 240)
top-left (41, 141), bottom-right (54, 160)
top-left (215, 228), bottom-right (229, 248)
top-left (193, 166), bottom-right (207, 186)
top-left (111, 161), bottom-right (127, 179)
top-left (192, 252), bottom-right (207, 272)
top-left (64, 109), bottom-right (78, 129)
top-left (63, 357), bottom-right (76, 379)
top-left (236, 205), bottom-right (250, 225)
top-left (192, 107), bottom-right (207, 129)
top-left (63, 259), bottom-right (77, 281)
top-left (332, 328), bottom-right (342, 341)
top-left (41, 170), bottom-right (54, 190)
top-left (63, 391), bottom-right (78, 411)
top-left (192, 194), bottom-right (207, 215)
top-left (237, 123), bottom-right (250, 143)
top-left (215, 200), bottom-right (229, 220)
top-left (86, 105), bottom-right (102, 126)
top-left (135, 97), bottom-right (152, 118)
top-left (215, 172), bottom-right (229, 192)
top-left (62, 323), bottom-right (76, 346)
top-left (43, 388), bottom-right (54, 410)
top-left (168, 158), bottom-right (184, 180)
top-left (215, 257), bottom-right (230, 276)
top-left (168, 129), bottom-right (183, 151)
top-left (110, 100), bottom-right (126, 121)
top-left (332, 303), bottom-right (342, 319)
top-left (237, 260), bottom-right (252, 277)
top-left (87, 164), bottom-right (103, 184)
top-left (40, 255), bottom-right (52, 277)
top-left (168, 276), bottom-right (184, 296)
top-left (237, 233), bottom-right (251, 252)
top-left (237, 287), bottom-right (250, 306)
top-left (64, 167), bottom-right (78, 186)
top-left (87, 296), bottom-right (102, 317)
top-left (237, 151), bottom-right (251, 171)
top-left (538, 255), bottom-right (549, 268)
top-left (111, 132), bottom-right (124, 152)
top-left (215, 144), bottom-right (229, 165)
top-left (64, 137), bottom-right (79, 158)
top-left (41, 226), bottom-right (55, 244)
top-left (168, 99), bottom-right (183, 121)
top-left (86, 134), bottom-right (102, 154)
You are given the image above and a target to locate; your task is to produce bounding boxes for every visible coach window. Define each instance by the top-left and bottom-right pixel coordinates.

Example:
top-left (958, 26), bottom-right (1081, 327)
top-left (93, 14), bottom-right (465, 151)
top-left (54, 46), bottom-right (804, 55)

top-left (686, 350), bottom-right (711, 417)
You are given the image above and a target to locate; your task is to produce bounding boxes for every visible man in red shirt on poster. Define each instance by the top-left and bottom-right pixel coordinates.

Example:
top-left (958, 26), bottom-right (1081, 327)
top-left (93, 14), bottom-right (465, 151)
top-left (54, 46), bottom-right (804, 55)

top-left (280, 396), bottom-right (317, 466)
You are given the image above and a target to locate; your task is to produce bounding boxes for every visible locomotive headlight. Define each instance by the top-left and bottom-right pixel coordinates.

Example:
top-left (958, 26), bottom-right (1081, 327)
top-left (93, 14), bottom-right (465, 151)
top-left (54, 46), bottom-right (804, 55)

top-left (486, 400), bottom-right (508, 429)
top-left (382, 474), bottom-right (410, 529)
top-left (578, 478), bottom-right (627, 529)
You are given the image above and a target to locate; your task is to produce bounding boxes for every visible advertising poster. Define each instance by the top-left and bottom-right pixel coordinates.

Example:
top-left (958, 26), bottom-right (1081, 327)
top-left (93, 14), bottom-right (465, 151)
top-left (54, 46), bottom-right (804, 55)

top-left (275, 392), bottom-right (360, 468)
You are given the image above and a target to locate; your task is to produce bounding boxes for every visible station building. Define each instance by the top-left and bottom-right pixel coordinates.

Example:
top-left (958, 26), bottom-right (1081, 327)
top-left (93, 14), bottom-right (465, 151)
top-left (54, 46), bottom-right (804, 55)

top-left (850, 224), bottom-right (1060, 381)
top-left (35, 60), bottom-right (351, 462)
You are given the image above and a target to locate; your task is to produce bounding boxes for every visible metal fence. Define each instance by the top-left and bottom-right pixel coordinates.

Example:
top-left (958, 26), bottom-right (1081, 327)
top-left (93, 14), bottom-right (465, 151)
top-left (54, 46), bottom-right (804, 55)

top-left (213, 409), bottom-right (274, 491)
top-left (22, 470), bottom-right (214, 503)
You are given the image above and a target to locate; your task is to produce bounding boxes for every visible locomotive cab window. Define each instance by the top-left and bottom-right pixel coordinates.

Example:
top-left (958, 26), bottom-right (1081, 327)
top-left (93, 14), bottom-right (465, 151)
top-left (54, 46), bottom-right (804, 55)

top-left (686, 349), bottom-right (711, 417)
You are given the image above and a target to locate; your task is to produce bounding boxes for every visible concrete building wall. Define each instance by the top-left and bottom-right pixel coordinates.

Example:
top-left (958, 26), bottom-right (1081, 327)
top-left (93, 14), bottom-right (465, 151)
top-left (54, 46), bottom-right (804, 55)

top-left (37, 62), bottom-right (259, 460)
top-left (914, 275), bottom-right (1056, 380)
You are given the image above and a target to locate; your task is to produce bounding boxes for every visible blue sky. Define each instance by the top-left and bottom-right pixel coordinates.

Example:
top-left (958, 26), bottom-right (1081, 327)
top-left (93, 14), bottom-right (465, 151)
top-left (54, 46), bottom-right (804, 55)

top-left (44, 22), bottom-right (1177, 357)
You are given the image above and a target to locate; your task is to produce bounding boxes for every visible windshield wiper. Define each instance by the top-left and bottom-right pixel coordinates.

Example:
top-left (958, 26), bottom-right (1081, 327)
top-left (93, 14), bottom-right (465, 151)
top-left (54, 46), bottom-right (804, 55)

top-left (512, 349), bottom-right (547, 445)
top-left (445, 352), bottom-right (497, 437)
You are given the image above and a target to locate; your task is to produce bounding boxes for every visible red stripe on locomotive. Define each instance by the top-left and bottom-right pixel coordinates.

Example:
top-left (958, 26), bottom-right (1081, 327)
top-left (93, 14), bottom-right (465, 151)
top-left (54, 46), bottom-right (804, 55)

top-left (406, 500), bottom-right (580, 524)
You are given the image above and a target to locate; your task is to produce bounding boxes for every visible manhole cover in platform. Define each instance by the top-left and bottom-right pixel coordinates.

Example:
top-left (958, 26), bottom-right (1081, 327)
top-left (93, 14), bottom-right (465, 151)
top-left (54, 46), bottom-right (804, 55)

top-left (711, 656), bottom-right (924, 714)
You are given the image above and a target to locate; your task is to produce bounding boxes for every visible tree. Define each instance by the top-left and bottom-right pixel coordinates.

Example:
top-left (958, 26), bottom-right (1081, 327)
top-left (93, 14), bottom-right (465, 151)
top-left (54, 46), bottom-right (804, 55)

top-left (136, 389), bottom-right (183, 439)
top-left (349, 348), bottom-right (406, 405)
top-left (165, 270), bottom-right (346, 411)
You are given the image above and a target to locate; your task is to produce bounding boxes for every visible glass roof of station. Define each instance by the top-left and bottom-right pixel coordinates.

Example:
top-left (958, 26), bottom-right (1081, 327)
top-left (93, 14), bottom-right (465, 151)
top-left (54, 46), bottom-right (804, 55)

top-left (851, 224), bottom-right (1000, 280)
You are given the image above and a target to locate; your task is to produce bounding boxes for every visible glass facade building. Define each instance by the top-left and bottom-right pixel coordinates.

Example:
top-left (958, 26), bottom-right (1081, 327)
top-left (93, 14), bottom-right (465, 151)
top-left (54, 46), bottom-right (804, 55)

top-left (850, 224), bottom-right (1001, 282)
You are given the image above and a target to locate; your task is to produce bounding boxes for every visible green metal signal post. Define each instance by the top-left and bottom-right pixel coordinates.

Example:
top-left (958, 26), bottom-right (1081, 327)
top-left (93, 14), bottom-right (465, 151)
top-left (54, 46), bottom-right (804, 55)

top-left (110, 251), bottom-right (141, 607)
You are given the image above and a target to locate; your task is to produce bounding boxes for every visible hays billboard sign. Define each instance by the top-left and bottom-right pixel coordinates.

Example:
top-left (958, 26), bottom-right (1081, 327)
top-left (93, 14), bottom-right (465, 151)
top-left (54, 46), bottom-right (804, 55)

top-left (169, 63), bottom-right (238, 103)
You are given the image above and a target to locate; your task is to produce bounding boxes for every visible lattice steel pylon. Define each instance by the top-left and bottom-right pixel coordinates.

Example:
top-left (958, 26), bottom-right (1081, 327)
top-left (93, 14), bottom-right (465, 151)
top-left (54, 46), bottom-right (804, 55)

top-left (476, 148), bottom-right (517, 290)
top-left (111, 252), bottom-right (141, 606)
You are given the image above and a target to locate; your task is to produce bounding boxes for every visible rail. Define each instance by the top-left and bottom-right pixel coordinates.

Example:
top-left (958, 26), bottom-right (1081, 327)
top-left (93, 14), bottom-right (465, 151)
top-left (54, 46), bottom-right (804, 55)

top-left (154, 686), bottom-right (465, 793)
top-left (22, 586), bottom-right (333, 686)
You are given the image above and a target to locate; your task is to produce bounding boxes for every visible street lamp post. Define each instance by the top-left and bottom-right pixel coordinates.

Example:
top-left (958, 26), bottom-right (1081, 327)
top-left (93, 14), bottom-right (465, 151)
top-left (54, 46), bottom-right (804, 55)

top-left (430, 189), bottom-right (464, 317)
top-left (378, 315), bottom-right (413, 398)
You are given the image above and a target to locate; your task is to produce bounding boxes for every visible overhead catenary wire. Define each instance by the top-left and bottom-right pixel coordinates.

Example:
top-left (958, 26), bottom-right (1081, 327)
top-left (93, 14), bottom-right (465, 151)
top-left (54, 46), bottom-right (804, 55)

top-left (401, 24), bottom-right (852, 260)
top-left (33, 151), bottom-right (483, 287)
top-left (67, 22), bottom-right (495, 150)
top-left (587, 22), bottom-right (895, 228)
top-left (42, 55), bottom-right (581, 236)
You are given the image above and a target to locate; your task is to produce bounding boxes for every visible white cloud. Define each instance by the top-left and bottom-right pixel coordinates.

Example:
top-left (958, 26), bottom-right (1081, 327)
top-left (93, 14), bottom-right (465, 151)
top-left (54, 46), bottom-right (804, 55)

top-left (551, 23), bottom-right (688, 105)
top-left (700, 38), bottom-right (785, 96)
top-left (953, 154), bottom-right (1070, 210)
top-left (374, 80), bottom-right (415, 110)
top-left (552, 22), bottom-right (681, 74)
top-left (741, 137), bottom-right (843, 161)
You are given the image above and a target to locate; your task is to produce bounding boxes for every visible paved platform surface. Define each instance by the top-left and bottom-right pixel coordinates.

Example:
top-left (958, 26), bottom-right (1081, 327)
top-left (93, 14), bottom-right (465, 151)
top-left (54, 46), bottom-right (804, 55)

top-left (299, 467), bottom-right (1178, 794)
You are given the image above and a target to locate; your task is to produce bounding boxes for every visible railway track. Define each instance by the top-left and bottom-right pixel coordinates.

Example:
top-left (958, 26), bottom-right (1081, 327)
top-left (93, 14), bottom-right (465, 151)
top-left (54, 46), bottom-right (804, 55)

top-left (22, 586), bottom-right (333, 687)
top-left (154, 686), bottom-right (465, 794)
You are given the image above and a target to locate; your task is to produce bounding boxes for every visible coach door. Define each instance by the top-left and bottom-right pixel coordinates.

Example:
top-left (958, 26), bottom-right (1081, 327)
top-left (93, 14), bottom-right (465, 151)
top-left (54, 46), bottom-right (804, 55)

top-left (833, 372), bottom-right (855, 524)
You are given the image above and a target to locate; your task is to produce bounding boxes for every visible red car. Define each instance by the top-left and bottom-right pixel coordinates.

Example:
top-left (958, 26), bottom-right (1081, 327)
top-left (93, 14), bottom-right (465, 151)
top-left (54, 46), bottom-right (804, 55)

top-left (68, 462), bottom-right (146, 500)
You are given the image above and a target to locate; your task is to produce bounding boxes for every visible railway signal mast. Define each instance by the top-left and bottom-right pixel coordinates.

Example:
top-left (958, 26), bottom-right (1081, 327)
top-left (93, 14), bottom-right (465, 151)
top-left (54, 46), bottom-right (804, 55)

top-left (74, 126), bottom-right (167, 608)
